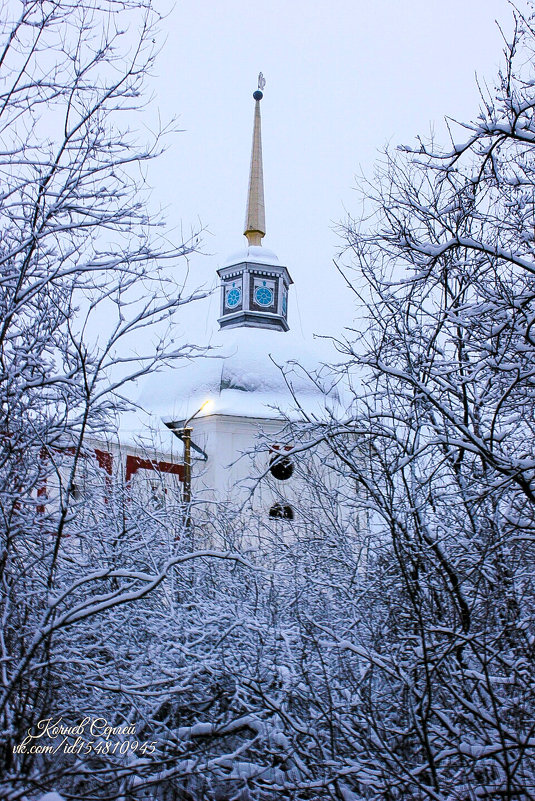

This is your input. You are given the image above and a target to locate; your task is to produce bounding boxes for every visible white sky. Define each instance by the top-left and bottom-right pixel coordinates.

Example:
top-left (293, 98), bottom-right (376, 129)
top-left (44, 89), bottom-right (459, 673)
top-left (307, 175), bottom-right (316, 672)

top-left (145, 0), bottom-right (528, 345)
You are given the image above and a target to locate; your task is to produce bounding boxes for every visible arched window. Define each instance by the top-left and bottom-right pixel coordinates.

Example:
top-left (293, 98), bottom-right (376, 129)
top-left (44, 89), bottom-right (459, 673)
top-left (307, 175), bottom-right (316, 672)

top-left (269, 503), bottom-right (294, 520)
top-left (269, 455), bottom-right (294, 481)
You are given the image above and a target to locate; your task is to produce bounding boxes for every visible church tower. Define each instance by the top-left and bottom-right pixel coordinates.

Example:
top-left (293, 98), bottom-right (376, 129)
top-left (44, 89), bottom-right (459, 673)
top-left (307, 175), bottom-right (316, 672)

top-left (139, 75), bottom-right (336, 512)
top-left (217, 75), bottom-right (293, 332)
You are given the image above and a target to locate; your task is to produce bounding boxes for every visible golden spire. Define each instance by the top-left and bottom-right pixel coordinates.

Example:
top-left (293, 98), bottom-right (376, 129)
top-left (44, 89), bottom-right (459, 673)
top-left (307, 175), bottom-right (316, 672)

top-left (244, 73), bottom-right (266, 247)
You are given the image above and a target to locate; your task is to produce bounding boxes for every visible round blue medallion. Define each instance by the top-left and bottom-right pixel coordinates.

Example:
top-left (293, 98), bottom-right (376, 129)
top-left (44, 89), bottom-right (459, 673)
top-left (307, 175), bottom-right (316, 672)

top-left (255, 282), bottom-right (273, 307)
top-left (226, 286), bottom-right (241, 308)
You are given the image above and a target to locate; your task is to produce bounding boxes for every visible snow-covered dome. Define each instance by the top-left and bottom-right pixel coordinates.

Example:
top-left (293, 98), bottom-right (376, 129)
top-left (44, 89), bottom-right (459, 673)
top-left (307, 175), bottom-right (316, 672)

top-left (136, 326), bottom-right (340, 426)
top-left (222, 245), bottom-right (283, 269)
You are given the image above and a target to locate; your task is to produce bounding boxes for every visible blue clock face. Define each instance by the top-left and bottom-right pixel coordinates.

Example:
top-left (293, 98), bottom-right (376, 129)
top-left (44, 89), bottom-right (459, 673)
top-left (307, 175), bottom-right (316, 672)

top-left (282, 291), bottom-right (288, 316)
top-left (255, 282), bottom-right (274, 307)
top-left (226, 285), bottom-right (241, 308)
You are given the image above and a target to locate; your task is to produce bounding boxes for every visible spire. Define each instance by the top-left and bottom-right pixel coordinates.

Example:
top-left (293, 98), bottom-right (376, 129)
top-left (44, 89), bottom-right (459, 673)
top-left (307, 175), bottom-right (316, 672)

top-left (217, 75), bottom-right (292, 333)
top-left (244, 73), bottom-right (266, 246)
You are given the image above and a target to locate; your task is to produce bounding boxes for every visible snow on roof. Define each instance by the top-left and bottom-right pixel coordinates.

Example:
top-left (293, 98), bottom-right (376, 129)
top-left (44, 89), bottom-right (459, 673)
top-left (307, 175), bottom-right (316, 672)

top-left (221, 245), bottom-right (284, 269)
top-left (132, 326), bottom-right (342, 432)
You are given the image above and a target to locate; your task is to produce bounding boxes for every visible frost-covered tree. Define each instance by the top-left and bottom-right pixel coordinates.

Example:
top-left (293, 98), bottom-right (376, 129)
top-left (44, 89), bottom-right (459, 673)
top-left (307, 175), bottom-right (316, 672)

top-left (0, 2), bottom-right (371, 797)
top-left (105, 12), bottom-right (535, 795)
top-left (0, 0), bottom-right (215, 795)
top-left (297, 10), bottom-right (535, 799)
top-left (173, 8), bottom-right (535, 799)
top-left (7, 1), bottom-right (535, 799)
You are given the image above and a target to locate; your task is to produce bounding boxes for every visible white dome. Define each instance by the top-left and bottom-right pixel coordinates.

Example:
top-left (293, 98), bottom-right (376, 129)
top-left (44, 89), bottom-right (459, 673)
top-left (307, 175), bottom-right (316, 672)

top-left (221, 245), bottom-right (284, 269)
top-left (136, 326), bottom-right (340, 425)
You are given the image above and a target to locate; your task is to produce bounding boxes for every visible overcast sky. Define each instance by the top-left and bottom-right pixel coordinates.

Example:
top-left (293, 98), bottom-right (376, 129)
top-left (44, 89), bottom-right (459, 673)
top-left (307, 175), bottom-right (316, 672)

top-left (145, 0), bottom-right (528, 346)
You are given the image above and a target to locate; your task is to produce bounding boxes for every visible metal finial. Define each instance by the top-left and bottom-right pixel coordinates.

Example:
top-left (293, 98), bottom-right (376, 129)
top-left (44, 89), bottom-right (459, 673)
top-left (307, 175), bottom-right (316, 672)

top-left (253, 72), bottom-right (265, 102)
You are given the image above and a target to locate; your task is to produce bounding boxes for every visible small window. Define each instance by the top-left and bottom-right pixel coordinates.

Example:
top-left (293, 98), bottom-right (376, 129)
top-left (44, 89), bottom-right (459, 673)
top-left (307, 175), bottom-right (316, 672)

top-left (269, 503), bottom-right (294, 520)
top-left (269, 455), bottom-right (294, 481)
